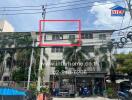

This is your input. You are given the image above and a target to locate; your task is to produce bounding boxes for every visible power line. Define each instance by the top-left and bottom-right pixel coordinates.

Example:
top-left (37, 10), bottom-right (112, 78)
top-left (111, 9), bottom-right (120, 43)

top-left (116, 25), bottom-right (132, 31)
top-left (117, 0), bottom-right (126, 36)
top-left (0, 1), bottom-right (93, 12)
top-left (0, 1), bottom-right (123, 15)
top-left (47, 0), bottom-right (118, 10)
top-left (0, 0), bottom-right (102, 12)
top-left (0, 5), bottom-right (41, 9)
top-left (46, 0), bottom-right (101, 7)
top-left (0, 0), bottom-right (102, 9)
top-left (0, 8), bottom-right (41, 12)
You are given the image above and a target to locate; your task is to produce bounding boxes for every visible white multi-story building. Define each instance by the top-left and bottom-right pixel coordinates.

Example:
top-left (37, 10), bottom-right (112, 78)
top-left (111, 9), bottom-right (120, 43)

top-left (0, 20), bottom-right (14, 32)
top-left (40, 30), bottom-right (115, 82)
top-left (0, 29), bottom-right (115, 94)
top-left (36, 30), bottom-right (115, 95)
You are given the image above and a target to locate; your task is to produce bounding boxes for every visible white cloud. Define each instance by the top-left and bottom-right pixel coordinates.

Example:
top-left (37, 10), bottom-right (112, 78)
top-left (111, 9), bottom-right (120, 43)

top-left (60, 0), bottom-right (71, 3)
top-left (90, 1), bottom-right (131, 29)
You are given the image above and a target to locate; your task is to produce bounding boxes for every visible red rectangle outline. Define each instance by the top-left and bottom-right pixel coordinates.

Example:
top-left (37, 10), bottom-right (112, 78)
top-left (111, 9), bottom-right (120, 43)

top-left (38, 20), bottom-right (81, 47)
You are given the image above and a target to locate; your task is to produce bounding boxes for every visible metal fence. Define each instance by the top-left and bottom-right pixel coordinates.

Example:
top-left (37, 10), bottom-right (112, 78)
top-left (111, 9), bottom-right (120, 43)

top-left (0, 81), bottom-right (36, 89)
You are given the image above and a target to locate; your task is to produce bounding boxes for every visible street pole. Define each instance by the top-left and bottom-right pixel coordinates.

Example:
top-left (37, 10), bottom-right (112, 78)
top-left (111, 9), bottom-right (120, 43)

top-left (27, 40), bottom-right (34, 89)
top-left (126, 0), bottom-right (132, 19)
top-left (37, 5), bottom-right (46, 91)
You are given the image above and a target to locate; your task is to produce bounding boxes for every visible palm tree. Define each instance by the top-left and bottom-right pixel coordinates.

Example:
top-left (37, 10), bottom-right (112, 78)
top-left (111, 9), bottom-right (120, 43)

top-left (7, 50), bottom-right (16, 68)
top-left (63, 41), bottom-right (89, 69)
top-left (106, 41), bottom-right (117, 83)
top-left (0, 51), bottom-right (5, 80)
top-left (94, 43), bottom-right (116, 72)
top-left (107, 41), bottom-right (116, 69)
top-left (99, 54), bottom-right (109, 71)
top-left (94, 48), bottom-right (101, 71)
top-left (94, 47), bottom-right (108, 71)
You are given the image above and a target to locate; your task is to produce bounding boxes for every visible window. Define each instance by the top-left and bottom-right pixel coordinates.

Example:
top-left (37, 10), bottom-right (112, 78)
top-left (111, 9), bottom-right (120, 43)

top-left (81, 33), bottom-right (93, 39)
top-left (69, 35), bottom-right (75, 40)
top-left (0, 28), bottom-right (3, 32)
top-left (51, 60), bottom-right (63, 67)
top-left (3, 76), bottom-right (9, 81)
top-left (51, 47), bottom-right (63, 53)
top-left (52, 34), bottom-right (63, 40)
top-left (81, 33), bottom-right (84, 39)
top-left (99, 34), bottom-right (106, 40)
top-left (44, 35), bottom-right (46, 40)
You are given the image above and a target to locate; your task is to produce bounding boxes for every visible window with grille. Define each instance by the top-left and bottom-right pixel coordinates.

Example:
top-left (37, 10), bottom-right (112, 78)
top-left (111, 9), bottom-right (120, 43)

top-left (99, 34), bottom-right (106, 40)
top-left (69, 35), bottom-right (75, 40)
top-left (52, 34), bottom-right (63, 40)
top-left (51, 47), bottom-right (63, 53)
top-left (81, 33), bottom-right (93, 39)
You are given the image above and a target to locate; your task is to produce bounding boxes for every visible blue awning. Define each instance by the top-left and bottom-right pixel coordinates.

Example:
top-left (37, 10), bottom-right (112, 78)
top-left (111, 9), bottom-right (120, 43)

top-left (0, 88), bottom-right (26, 96)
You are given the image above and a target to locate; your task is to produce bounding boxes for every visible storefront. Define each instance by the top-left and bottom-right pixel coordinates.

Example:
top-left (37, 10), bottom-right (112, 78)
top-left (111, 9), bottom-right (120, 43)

top-left (50, 71), bottom-right (107, 97)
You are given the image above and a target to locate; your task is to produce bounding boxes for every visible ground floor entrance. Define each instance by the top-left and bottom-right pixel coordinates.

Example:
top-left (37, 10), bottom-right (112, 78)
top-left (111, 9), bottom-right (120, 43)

top-left (50, 72), bottom-right (106, 97)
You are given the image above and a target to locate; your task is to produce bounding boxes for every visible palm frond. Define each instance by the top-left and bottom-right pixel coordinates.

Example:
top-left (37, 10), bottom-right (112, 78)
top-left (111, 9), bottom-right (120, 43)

top-left (43, 51), bottom-right (48, 60)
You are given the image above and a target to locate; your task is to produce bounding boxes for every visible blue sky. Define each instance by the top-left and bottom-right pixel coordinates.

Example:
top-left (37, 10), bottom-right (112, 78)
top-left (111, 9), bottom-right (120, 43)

top-left (0, 0), bottom-right (128, 32)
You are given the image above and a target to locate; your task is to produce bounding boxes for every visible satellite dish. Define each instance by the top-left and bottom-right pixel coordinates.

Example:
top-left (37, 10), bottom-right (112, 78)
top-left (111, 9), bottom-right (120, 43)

top-left (120, 37), bottom-right (127, 44)
top-left (127, 31), bottom-right (132, 41)
top-left (118, 42), bottom-right (124, 48)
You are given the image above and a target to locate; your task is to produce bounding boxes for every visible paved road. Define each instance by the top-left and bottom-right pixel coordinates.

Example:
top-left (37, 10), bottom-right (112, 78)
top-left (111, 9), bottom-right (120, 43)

top-left (53, 97), bottom-right (118, 100)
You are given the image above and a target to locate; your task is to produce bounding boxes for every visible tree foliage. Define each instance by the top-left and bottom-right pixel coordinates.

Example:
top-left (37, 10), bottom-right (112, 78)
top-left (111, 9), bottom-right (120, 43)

top-left (63, 41), bottom-right (89, 69)
top-left (12, 48), bottom-right (40, 82)
top-left (115, 53), bottom-right (132, 74)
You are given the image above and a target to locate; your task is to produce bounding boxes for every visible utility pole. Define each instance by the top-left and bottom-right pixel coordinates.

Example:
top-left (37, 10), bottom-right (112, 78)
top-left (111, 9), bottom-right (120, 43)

top-left (27, 40), bottom-right (34, 89)
top-left (126, 0), bottom-right (132, 19)
top-left (37, 5), bottom-right (46, 91)
top-left (27, 32), bottom-right (36, 90)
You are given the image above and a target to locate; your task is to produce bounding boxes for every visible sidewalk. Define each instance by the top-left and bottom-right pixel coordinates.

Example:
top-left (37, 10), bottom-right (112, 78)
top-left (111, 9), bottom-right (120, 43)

top-left (53, 97), bottom-right (118, 100)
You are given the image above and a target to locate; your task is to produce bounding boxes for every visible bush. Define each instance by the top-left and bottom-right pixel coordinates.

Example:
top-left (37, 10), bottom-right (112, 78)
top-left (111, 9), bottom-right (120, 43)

top-left (40, 87), bottom-right (49, 94)
top-left (29, 82), bottom-right (37, 94)
top-left (107, 87), bottom-right (115, 98)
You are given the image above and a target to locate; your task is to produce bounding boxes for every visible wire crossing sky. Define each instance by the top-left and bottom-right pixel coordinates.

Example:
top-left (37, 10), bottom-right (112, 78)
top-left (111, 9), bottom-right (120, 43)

top-left (0, 0), bottom-right (128, 32)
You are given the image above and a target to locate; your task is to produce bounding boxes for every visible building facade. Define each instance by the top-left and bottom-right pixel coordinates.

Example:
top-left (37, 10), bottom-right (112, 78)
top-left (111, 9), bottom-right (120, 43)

top-left (0, 29), bottom-right (115, 95)
top-left (41, 30), bottom-right (114, 81)
top-left (39, 30), bottom-right (115, 96)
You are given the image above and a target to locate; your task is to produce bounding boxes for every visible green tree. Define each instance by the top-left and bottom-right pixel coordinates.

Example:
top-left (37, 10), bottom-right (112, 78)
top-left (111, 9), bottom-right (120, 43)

top-left (12, 49), bottom-right (31, 82)
top-left (115, 53), bottom-right (132, 74)
top-left (11, 33), bottom-right (38, 82)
